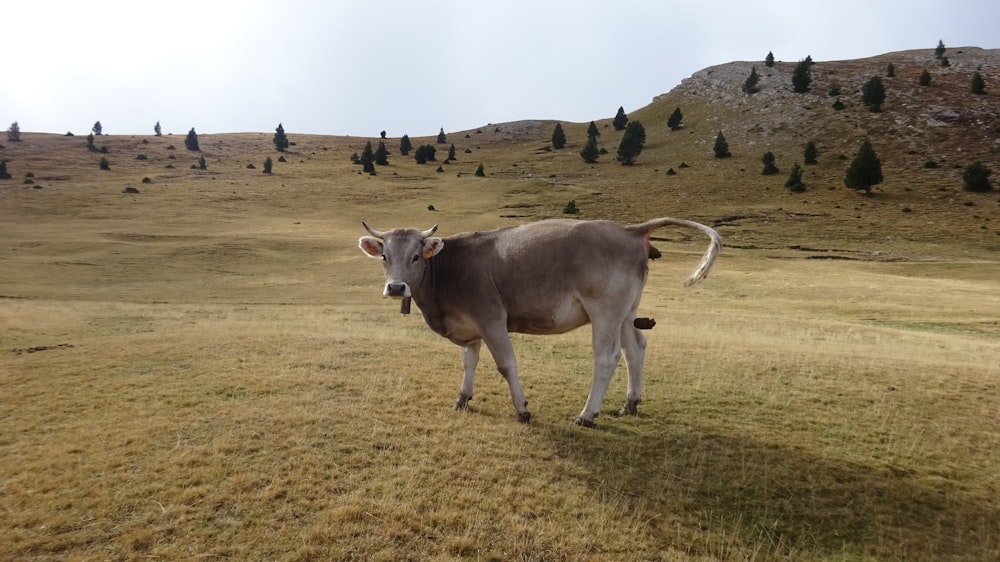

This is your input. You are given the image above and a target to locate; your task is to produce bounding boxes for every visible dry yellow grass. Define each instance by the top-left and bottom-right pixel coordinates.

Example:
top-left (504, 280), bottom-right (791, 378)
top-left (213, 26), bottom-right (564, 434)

top-left (2, 51), bottom-right (1000, 560)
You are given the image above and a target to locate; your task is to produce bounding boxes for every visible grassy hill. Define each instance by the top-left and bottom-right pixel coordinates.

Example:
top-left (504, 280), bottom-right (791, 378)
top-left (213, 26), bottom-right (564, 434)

top-left (1, 48), bottom-right (998, 561)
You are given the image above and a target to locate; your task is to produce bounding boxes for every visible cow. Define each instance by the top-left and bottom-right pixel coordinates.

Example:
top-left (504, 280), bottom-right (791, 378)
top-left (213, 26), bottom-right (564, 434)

top-left (358, 217), bottom-right (721, 427)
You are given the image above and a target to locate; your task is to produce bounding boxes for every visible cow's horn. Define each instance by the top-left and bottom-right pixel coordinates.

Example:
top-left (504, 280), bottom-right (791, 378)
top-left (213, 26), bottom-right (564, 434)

top-left (421, 225), bottom-right (438, 238)
top-left (362, 222), bottom-right (386, 239)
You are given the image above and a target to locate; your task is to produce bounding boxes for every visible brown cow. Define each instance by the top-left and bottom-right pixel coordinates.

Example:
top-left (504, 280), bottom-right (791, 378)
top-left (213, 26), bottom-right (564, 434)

top-left (359, 217), bottom-right (721, 426)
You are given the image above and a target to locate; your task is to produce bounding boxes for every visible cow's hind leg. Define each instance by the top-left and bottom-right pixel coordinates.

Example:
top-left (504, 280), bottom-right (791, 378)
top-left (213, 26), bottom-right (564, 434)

top-left (481, 329), bottom-right (531, 423)
top-left (618, 320), bottom-right (647, 416)
top-left (575, 319), bottom-right (624, 427)
top-left (454, 340), bottom-right (480, 410)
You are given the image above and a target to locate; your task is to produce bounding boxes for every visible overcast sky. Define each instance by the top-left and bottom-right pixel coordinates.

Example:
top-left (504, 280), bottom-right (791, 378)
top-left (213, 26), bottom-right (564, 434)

top-left (4, 0), bottom-right (997, 138)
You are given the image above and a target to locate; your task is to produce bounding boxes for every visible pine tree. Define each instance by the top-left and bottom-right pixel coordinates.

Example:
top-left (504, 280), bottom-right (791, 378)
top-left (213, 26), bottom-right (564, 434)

top-left (273, 123), bottom-right (289, 152)
top-left (7, 122), bottom-right (20, 142)
top-left (263, 156), bottom-right (273, 174)
top-left (612, 106), bottom-right (628, 131)
top-left (919, 69), bottom-right (932, 86)
top-left (86, 133), bottom-right (96, 151)
top-left (185, 128), bottom-right (200, 151)
top-left (446, 144), bottom-right (456, 162)
top-left (862, 76), bottom-right (886, 112)
top-left (845, 139), bottom-right (883, 195)
top-left (0, 160), bottom-right (10, 179)
top-left (934, 40), bottom-right (946, 58)
top-left (198, 155), bottom-right (207, 170)
top-left (99, 157), bottom-right (110, 170)
top-left (791, 56), bottom-right (813, 93)
top-left (580, 136), bottom-right (599, 163)
top-left (971, 72), bottom-right (986, 95)
top-left (474, 163), bottom-right (485, 177)
top-left (551, 123), bottom-right (566, 149)
top-left (586, 121), bottom-right (600, 140)
top-left (616, 121), bottom-right (646, 165)
top-left (360, 141), bottom-right (375, 174)
top-left (399, 134), bottom-right (412, 156)
top-left (713, 131), bottom-right (731, 158)
top-left (804, 141), bottom-right (818, 164)
top-left (436, 128), bottom-right (446, 144)
top-left (375, 141), bottom-right (390, 166)
top-left (785, 163), bottom-right (806, 192)
top-left (92, 121), bottom-right (103, 136)
top-left (765, 51), bottom-right (775, 67)
top-left (761, 151), bottom-right (779, 175)
top-left (154, 121), bottom-right (162, 136)
top-left (743, 65), bottom-right (760, 94)
top-left (886, 62), bottom-right (895, 77)
top-left (415, 145), bottom-right (436, 164)
top-left (667, 107), bottom-right (683, 131)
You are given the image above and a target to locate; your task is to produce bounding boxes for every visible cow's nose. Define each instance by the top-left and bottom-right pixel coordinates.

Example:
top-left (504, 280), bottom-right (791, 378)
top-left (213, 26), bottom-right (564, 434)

top-left (384, 282), bottom-right (410, 298)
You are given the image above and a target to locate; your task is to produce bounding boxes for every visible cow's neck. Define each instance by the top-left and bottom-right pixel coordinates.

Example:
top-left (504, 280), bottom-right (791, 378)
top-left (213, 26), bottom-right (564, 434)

top-left (411, 260), bottom-right (448, 337)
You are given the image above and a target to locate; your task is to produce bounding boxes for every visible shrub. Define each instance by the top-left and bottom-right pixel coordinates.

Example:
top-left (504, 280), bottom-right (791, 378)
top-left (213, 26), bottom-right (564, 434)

top-left (99, 157), bottom-right (111, 170)
top-left (761, 151), bottom-right (779, 175)
top-left (563, 200), bottom-right (579, 214)
top-left (142, 177), bottom-right (152, 183)
top-left (475, 163), bottom-right (485, 177)
top-left (263, 157), bottom-right (273, 174)
top-left (923, 160), bottom-right (939, 169)
top-left (919, 69), bottom-right (932, 86)
top-left (785, 163), bottom-right (806, 192)
top-left (963, 161), bottom-right (992, 192)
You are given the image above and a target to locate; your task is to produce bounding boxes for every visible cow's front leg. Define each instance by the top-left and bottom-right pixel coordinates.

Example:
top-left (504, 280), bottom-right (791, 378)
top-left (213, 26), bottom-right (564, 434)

top-left (482, 329), bottom-right (531, 423)
top-left (454, 340), bottom-right (481, 410)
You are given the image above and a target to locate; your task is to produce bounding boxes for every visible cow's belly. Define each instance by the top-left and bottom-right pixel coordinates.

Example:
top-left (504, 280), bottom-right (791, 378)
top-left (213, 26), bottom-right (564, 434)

top-left (508, 299), bottom-right (590, 335)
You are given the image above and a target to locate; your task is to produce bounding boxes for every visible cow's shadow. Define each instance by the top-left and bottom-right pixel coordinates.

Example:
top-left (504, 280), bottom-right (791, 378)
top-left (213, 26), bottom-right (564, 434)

top-left (540, 418), bottom-right (1000, 559)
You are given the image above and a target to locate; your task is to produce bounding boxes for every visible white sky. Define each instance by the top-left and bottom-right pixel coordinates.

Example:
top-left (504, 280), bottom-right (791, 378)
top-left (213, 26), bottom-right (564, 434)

top-left (3, 0), bottom-right (997, 138)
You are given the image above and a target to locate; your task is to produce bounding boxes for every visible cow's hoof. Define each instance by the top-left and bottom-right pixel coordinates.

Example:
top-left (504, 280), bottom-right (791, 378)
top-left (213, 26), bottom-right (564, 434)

top-left (517, 411), bottom-right (532, 424)
top-left (454, 394), bottom-right (472, 410)
top-left (618, 399), bottom-right (641, 416)
top-left (574, 416), bottom-right (597, 428)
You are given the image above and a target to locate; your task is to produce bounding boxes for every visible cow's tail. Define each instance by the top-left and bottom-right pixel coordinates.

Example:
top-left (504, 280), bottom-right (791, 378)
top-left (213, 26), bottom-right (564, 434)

top-left (629, 217), bottom-right (722, 288)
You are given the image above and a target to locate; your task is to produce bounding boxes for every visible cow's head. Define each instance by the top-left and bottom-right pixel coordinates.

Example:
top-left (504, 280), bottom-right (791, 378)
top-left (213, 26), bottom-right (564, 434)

top-left (359, 222), bottom-right (444, 300)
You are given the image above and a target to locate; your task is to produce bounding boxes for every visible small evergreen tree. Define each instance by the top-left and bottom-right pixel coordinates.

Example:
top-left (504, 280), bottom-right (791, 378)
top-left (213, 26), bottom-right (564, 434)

top-left (360, 141), bottom-right (375, 174)
top-left (0, 160), bottom-right (9, 179)
top-left (612, 106), bottom-right (628, 131)
top-left (154, 121), bottom-right (162, 136)
top-left (185, 128), bottom-right (200, 151)
top-left (616, 121), bottom-right (646, 165)
top-left (791, 56), bottom-right (813, 93)
top-left (380, 130), bottom-right (387, 139)
top-left (7, 122), bottom-right (20, 142)
top-left (580, 136), bottom-right (599, 163)
top-left (971, 72), bottom-right (986, 95)
top-left (86, 133), bottom-right (96, 151)
top-left (436, 128), bottom-right (446, 143)
top-left (586, 121), bottom-right (600, 140)
top-left (940, 56), bottom-right (950, 68)
top-left (263, 156), bottom-right (273, 174)
top-left (92, 121), bottom-right (103, 135)
top-left (446, 143), bottom-right (456, 162)
top-left (962, 161), bottom-right (992, 192)
top-left (399, 134), bottom-right (412, 156)
top-left (862, 76), bottom-right (886, 112)
top-left (414, 145), bottom-right (436, 164)
top-left (713, 131), bottom-right (731, 158)
top-left (551, 123), bottom-right (566, 149)
top-left (804, 140), bottom-right (818, 164)
top-left (785, 163), bottom-right (806, 192)
top-left (99, 157), bottom-right (110, 170)
top-left (919, 69), bottom-right (932, 86)
top-left (475, 163), bottom-right (485, 177)
top-left (742, 65), bottom-right (760, 94)
top-left (765, 51), bottom-right (775, 67)
top-left (198, 155), bottom-right (207, 170)
top-left (667, 107), bottom-right (683, 131)
top-left (886, 62), bottom-right (895, 77)
top-left (934, 39), bottom-right (946, 58)
top-left (761, 151), bottom-right (779, 175)
top-left (375, 141), bottom-right (390, 166)
top-left (845, 139), bottom-right (883, 195)
top-left (273, 123), bottom-right (289, 152)
top-left (563, 200), bottom-right (579, 214)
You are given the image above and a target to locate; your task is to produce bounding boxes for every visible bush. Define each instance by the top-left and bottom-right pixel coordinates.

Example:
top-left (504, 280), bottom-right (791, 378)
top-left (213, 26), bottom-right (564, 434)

top-left (563, 200), bottom-right (579, 214)
top-left (99, 157), bottom-right (111, 171)
top-left (474, 163), bottom-right (485, 177)
top-left (963, 161), bottom-right (992, 192)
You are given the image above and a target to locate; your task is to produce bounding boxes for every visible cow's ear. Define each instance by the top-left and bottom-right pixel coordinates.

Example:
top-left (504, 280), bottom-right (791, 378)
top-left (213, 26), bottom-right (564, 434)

top-left (359, 236), bottom-right (384, 258)
top-left (422, 237), bottom-right (444, 259)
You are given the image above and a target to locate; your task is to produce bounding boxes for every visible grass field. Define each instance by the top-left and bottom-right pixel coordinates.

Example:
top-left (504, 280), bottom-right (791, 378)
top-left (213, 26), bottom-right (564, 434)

top-left (2, 123), bottom-right (999, 561)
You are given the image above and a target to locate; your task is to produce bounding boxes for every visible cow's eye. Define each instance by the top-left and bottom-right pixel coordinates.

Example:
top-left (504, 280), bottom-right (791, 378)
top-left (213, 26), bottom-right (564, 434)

top-left (381, 255), bottom-right (388, 262)
top-left (411, 255), bottom-right (420, 263)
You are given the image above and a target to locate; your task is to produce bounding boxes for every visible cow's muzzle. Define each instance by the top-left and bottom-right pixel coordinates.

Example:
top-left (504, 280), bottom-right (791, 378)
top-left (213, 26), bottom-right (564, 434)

top-left (384, 281), bottom-right (411, 298)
